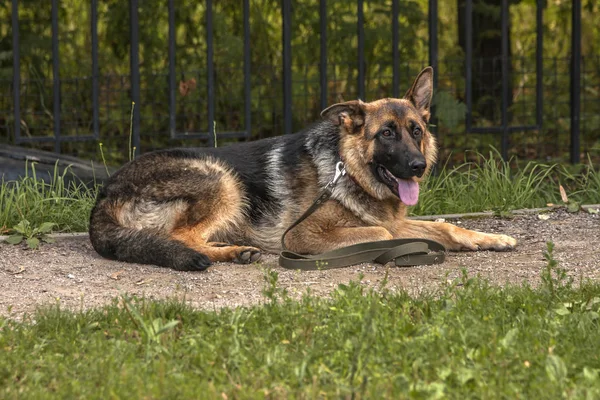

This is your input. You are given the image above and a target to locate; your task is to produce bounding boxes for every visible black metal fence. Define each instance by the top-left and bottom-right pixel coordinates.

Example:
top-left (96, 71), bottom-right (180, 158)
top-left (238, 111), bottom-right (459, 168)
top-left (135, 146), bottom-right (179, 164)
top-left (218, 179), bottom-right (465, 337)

top-left (2, 0), bottom-right (597, 165)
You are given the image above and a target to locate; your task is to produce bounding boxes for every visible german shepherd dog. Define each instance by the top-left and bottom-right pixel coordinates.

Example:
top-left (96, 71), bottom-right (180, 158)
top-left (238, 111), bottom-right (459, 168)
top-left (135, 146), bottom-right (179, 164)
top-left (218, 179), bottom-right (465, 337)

top-left (89, 67), bottom-right (517, 271)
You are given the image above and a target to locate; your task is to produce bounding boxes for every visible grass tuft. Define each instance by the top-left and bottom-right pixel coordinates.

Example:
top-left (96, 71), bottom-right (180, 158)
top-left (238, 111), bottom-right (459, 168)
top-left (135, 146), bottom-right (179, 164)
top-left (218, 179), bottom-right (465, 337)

top-left (558, 154), bottom-right (600, 205)
top-left (413, 149), bottom-right (600, 216)
top-left (0, 162), bottom-right (97, 233)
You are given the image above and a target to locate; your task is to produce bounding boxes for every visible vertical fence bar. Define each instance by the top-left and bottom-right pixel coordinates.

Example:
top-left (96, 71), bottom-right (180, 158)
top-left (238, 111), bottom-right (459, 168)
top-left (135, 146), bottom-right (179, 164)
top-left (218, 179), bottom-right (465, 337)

top-left (168, 0), bottom-right (176, 137)
top-left (206, 0), bottom-right (215, 145)
top-left (357, 0), bottom-right (365, 99)
top-left (319, 0), bottom-right (327, 110)
top-left (51, 0), bottom-right (61, 152)
top-left (465, 0), bottom-right (472, 132)
top-left (91, 0), bottom-right (99, 139)
top-left (570, 0), bottom-right (581, 164)
top-left (428, 0), bottom-right (438, 90)
top-left (282, 0), bottom-right (292, 134)
top-left (392, 0), bottom-right (399, 98)
top-left (243, 0), bottom-right (251, 136)
top-left (535, 0), bottom-right (543, 129)
top-left (11, 0), bottom-right (21, 143)
top-left (428, 0), bottom-right (438, 128)
top-left (129, 0), bottom-right (141, 156)
top-left (500, 0), bottom-right (509, 160)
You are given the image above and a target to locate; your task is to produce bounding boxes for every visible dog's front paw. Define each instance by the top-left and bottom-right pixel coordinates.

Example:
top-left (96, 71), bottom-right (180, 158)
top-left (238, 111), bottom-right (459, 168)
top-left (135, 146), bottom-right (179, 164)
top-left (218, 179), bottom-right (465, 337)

top-left (455, 232), bottom-right (517, 252)
top-left (476, 233), bottom-right (517, 251)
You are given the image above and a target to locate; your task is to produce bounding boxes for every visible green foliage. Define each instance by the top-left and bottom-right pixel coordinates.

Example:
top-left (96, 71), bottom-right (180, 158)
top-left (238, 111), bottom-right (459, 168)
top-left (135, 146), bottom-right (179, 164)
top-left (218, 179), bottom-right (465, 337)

top-left (122, 296), bottom-right (180, 360)
top-left (413, 149), bottom-right (560, 216)
top-left (540, 241), bottom-right (572, 300)
top-left (4, 219), bottom-right (56, 249)
top-left (0, 0), bottom-right (436, 163)
top-left (432, 90), bottom-right (467, 130)
top-left (558, 155), bottom-right (600, 205)
top-left (0, 162), bottom-right (97, 233)
top-left (2, 257), bottom-right (600, 397)
top-left (6, 1), bottom-right (600, 162)
top-left (261, 268), bottom-right (289, 305)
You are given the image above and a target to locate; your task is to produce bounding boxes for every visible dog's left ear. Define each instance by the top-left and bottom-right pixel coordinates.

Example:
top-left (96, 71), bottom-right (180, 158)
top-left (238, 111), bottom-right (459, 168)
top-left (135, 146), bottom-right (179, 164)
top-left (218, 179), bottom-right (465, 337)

top-left (404, 67), bottom-right (433, 122)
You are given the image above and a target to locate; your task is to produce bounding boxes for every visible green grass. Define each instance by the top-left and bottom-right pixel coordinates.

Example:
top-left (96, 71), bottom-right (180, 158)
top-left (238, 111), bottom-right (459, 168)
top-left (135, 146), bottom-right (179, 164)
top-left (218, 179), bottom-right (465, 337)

top-left (0, 163), bottom-right (97, 233)
top-left (559, 155), bottom-right (600, 206)
top-left (1, 244), bottom-right (600, 398)
top-left (1, 150), bottom-right (599, 233)
top-left (413, 150), bottom-right (600, 216)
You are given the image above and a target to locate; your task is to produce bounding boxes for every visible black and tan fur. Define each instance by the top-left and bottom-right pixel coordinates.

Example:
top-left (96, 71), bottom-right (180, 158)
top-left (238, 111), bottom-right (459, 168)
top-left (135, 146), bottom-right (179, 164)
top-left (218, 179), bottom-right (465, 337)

top-left (89, 67), bottom-right (517, 271)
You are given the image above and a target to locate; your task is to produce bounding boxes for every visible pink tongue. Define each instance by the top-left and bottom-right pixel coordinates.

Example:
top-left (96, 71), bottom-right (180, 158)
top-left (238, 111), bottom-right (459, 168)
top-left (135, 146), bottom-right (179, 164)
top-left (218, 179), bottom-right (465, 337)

top-left (397, 179), bottom-right (419, 206)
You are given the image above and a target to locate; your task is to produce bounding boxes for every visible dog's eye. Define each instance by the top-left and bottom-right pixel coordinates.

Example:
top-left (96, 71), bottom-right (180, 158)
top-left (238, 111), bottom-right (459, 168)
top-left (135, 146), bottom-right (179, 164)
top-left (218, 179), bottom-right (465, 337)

top-left (413, 127), bottom-right (422, 137)
top-left (381, 128), bottom-right (393, 137)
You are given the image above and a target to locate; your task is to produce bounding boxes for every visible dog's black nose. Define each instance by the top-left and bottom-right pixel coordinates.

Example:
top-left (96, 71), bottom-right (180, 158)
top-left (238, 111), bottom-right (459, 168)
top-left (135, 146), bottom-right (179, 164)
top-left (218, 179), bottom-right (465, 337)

top-left (409, 160), bottom-right (426, 177)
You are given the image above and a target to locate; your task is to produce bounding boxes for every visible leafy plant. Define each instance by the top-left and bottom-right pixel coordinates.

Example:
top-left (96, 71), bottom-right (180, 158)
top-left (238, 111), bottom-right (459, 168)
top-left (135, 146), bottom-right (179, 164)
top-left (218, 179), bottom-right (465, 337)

top-left (4, 219), bottom-right (56, 249)
top-left (432, 90), bottom-right (467, 130)
top-left (541, 241), bottom-right (572, 300)
top-left (122, 296), bottom-right (180, 360)
top-left (262, 268), bottom-right (288, 304)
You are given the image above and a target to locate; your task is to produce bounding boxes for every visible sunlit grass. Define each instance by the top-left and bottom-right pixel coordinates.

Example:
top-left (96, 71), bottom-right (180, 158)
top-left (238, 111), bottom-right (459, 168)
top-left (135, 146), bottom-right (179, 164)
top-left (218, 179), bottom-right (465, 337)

top-left (1, 245), bottom-right (600, 398)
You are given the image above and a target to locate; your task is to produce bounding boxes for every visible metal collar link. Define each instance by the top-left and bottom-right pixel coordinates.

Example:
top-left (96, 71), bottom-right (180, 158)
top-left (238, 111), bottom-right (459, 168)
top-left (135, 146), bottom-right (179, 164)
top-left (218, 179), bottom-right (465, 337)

top-left (326, 161), bottom-right (347, 190)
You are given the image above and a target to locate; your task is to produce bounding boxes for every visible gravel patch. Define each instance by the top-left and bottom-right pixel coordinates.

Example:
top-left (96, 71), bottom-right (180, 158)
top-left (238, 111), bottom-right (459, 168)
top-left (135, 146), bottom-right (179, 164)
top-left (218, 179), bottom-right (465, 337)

top-left (1, 210), bottom-right (599, 318)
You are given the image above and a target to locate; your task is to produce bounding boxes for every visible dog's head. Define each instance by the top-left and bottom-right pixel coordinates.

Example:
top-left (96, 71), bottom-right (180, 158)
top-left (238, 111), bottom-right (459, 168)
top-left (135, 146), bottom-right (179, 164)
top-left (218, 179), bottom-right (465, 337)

top-left (320, 67), bottom-right (438, 205)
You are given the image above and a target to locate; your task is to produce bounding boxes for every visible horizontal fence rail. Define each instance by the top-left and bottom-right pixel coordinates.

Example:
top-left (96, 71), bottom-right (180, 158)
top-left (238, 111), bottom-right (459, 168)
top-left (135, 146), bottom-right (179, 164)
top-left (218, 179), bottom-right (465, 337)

top-left (4, 0), bottom-right (592, 164)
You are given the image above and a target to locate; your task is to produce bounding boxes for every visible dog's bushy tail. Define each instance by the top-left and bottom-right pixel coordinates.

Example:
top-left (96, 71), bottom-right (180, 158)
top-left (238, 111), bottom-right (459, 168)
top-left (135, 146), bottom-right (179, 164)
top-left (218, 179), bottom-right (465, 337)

top-left (89, 200), bottom-right (210, 271)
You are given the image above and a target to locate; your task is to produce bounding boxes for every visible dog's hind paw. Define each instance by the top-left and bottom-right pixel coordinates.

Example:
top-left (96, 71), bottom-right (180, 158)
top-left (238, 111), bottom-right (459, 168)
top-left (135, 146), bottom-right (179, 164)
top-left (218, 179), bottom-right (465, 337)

top-left (172, 252), bottom-right (212, 271)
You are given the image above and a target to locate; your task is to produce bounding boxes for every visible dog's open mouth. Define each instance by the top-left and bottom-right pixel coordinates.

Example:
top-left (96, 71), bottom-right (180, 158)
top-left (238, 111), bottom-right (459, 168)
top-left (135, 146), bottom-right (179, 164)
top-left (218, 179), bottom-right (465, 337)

top-left (376, 165), bottom-right (419, 206)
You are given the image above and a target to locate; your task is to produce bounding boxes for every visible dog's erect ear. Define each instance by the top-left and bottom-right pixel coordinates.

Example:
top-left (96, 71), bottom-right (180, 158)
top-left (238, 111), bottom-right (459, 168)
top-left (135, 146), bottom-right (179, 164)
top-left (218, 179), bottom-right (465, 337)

top-left (404, 67), bottom-right (433, 121)
top-left (320, 100), bottom-right (366, 133)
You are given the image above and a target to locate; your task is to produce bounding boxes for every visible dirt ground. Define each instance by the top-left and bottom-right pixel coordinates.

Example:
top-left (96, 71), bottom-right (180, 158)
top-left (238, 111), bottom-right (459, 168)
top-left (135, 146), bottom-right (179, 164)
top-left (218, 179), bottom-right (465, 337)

top-left (1, 210), bottom-right (599, 319)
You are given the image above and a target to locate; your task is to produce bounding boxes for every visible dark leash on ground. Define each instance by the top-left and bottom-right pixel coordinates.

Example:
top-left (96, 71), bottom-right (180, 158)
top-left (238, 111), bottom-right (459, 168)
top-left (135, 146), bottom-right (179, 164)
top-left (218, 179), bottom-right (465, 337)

top-left (279, 162), bottom-right (446, 270)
